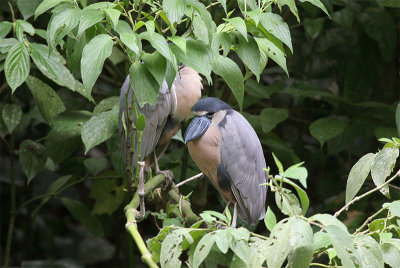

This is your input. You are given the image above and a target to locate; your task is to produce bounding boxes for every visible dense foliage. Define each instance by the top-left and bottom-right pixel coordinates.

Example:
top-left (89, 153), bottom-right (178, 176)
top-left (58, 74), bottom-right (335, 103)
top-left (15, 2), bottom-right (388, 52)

top-left (0, 0), bottom-right (399, 267)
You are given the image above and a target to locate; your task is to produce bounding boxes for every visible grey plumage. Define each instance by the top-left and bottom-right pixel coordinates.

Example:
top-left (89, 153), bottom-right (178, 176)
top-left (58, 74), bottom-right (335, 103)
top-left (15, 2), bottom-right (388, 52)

top-left (219, 110), bottom-right (267, 224)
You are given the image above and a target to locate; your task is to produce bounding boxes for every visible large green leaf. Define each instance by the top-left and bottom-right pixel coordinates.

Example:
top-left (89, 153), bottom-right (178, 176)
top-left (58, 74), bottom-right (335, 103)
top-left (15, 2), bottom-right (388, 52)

top-left (236, 36), bottom-right (261, 80)
top-left (19, 139), bottom-right (47, 183)
top-left (259, 12), bottom-right (292, 52)
top-left (78, 7), bottom-right (104, 36)
top-left (61, 197), bottom-right (104, 237)
top-left (309, 116), bottom-right (347, 146)
top-left (0, 21), bottom-right (13, 39)
top-left (89, 178), bottom-right (125, 215)
top-left (381, 239), bottom-right (400, 267)
top-left (81, 107), bottom-right (118, 153)
top-left (120, 32), bottom-right (141, 55)
top-left (172, 40), bottom-right (213, 83)
top-left (354, 235), bottom-right (384, 268)
top-left (168, 36), bottom-right (186, 54)
top-left (15, 20), bottom-right (35, 41)
top-left (193, 232), bottom-right (216, 268)
top-left (287, 218), bottom-right (313, 268)
top-left (140, 31), bottom-right (176, 67)
top-left (345, 153), bottom-right (375, 204)
top-left (30, 43), bottom-right (76, 91)
top-left (81, 34), bottom-right (113, 91)
top-left (46, 111), bottom-right (91, 163)
top-left (277, 0), bottom-right (299, 22)
top-left (129, 61), bottom-right (160, 107)
top-left (160, 231), bottom-right (185, 268)
top-left (163, 0), bottom-right (186, 25)
top-left (265, 218), bottom-right (291, 268)
top-left (260, 107), bottom-right (289, 134)
top-left (142, 52), bottom-right (167, 87)
top-left (226, 17), bottom-right (248, 41)
top-left (212, 55), bottom-right (244, 110)
top-left (326, 225), bottom-right (360, 268)
top-left (300, 0), bottom-right (330, 17)
top-left (255, 37), bottom-right (288, 76)
top-left (104, 8), bottom-right (120, 30)
top-left (193, 14), bottom-right (209, 44)
top-left (17, 0), bottom-right (42, 20)
top-left (371, 147), bottom-right (399, 197)
top-left (310, 214), bottom-right (348, 231)
top-left (25, 76), bottom-right (66, 126)
top-left (264, 206), bottom-right (277, 231)
top-left (2, 104), bottom-right (22, 134)
top-left (34, 0), bottom-right (69, 19)
top-left (5, 42), bottom-right (30, 92)
top-left (47, 7), bottom-right (80, 51)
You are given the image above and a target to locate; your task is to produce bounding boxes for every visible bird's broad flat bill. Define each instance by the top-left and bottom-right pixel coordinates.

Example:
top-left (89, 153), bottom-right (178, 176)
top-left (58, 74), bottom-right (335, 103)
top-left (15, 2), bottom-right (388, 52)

top-left (184, 116), bottom-right (211, 143)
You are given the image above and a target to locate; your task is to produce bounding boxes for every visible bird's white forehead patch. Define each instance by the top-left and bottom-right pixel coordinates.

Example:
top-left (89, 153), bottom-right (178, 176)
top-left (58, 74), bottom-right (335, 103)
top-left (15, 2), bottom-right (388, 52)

top-left (193, 111), bottom-right (207, 117)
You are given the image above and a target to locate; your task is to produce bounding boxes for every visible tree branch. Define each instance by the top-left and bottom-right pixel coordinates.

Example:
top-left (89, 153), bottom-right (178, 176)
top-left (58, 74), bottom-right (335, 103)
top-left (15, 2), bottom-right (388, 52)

top-left (334, 169), bottom-right (400, 218)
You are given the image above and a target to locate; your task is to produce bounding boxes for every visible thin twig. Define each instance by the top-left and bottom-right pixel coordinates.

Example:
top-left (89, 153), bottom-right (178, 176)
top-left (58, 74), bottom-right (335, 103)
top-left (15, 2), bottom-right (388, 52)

top-left (176, 173), bottom-right (203, 187)
top-left (355, 206), bottom-right (386, 234)
top-left (334, 169), bottom-right (400, 218)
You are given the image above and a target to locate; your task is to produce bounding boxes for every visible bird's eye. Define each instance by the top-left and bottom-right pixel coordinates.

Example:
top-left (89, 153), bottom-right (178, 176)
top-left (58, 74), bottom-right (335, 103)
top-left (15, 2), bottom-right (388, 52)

top-left (206, 112), bottom-right (214, 118)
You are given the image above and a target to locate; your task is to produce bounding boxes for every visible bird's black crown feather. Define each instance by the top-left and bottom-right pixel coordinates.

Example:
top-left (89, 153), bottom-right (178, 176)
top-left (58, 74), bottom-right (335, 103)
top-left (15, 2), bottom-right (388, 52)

top-left (191, 97), bottom-right (232, 113)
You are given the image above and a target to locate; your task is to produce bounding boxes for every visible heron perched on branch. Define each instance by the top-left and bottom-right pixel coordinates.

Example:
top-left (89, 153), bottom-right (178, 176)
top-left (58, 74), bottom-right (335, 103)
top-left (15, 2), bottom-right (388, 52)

top-left (184, 97), bottom-right (268, 227)
top-left (119, 65), bottom-right (202, 215)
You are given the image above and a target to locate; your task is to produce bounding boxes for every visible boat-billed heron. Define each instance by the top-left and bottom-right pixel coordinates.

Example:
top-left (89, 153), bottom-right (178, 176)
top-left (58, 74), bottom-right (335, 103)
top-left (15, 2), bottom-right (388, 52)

top-left (184, 97), bottom-right (267, 226)
top-left (119, 65), bottom-right (202, 180)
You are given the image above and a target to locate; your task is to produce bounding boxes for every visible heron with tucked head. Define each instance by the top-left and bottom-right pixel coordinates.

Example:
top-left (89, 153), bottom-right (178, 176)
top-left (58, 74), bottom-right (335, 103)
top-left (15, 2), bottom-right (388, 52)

top-left (184, 97), bottom-right (268, 227)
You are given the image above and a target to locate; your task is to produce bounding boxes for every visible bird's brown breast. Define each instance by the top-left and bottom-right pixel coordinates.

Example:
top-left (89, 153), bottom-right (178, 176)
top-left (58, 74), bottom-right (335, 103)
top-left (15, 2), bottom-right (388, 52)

top-left (188, 125), bottom-right (235, 203)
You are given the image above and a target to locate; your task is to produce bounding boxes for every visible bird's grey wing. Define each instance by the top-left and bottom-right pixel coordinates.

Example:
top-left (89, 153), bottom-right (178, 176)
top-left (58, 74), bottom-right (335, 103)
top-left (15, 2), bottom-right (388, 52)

top-left (119, 77), bottom-right (172, 165)
top-left (219, 110), bottom-right (268, 224)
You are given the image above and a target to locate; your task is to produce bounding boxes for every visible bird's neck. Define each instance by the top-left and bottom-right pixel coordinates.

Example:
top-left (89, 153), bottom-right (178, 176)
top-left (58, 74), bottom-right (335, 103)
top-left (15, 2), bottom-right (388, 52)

top-left (171, 67), bottom-right (202, 122)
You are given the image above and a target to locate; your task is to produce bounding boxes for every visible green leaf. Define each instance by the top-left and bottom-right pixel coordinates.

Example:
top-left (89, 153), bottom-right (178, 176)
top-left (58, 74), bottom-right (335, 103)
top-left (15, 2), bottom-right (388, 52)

top-left (120, 32), bottom-right (141, 55)
top-left (136, 114), bottom-right (146, 132)
top-left (0, 21), bottom-right (12, 39)
top-left (89, 178), bottom-right (125, 215)
top-left (2, 104), bottom-right (22, 134)
top-left (230, 239), bottom-right (250, 264)
top-left (217, 0), bottom-right (227, 13)
top-left (5, 42), bottom-right (30, 92)
top-left (384, 200), bottom-right (400, 217)
top-left (381, 239), bottom-right (400, 267)
top-left (47, 7), bottom-right (80, 50)
top-left (299, 0), bottom-right (330, 17)
top-left (264, 206), bottom-right (277, 231)
top-left (212, 55), bottom-right (244, 111)
top-left (260, 107), bottom-right (289, 134)
top-left (81, 107), bottom-right (118, 153)
top-left (15, 20), bottom-right (35, 41)
top-left (25, 76), bottom-right (66, 126)
top-left (46, 111), bottom-right (91, 163)
top-left (61, 197), bottom-right (104, 237)
top-left (193, 232), bottom-right (216, 268)
top-left (265, 219), bottom-right (291, 268)
top-left (371, 147), bottom-right (399, 197)
top-left (139, 31), bottom-right (176, 66)
top-left (34, 0), bottom-right (68, 19)
top-left (310, 214), bottom-right (348, 231)
top-left (272, 152), bottom-right (284, 173)
top-left (287, 218), bottom-right (313, 268)
top-left (259, 12), bottom-right (292, 52)
top-left (211, 32), bottom-right (231, 56)
top-left (193, 14), bottom-right (209, 44)
top-left (93, 96), bottom-right (119, 114)
top-left (17, 0), bottom-right (42, 20)
top-left (326, 225), bottom-right (360, 268)
top-left (277, 0), bottom-right (299, 22)
top-left (280, 178), bottom-right (309, 215)
top-left (396, 102), bottom-right (400, 137)
top-left (160, 231), bottom-right (184, 268)
top-left (215, 229), bottom-right (231, 254)
top-left (282, 166), bottom-right (308, 188)
top-left (201, 210), bottom-right (228, 224)
top-left (354, 235), bottom-right (384, 268)
top-left (116, 20), bottom-right (133, 35)
top-left (236, 36), bottom-right (261, 80)
top-left (310, 116), bottom-right (347, 146)
top-left (19, 139), bottom-right (47, 183)
top-left (255, 37), bottom-right (288, 76)
top-left (78, 8), bottom-right (104, 36)
top-left (163, 0), bottom-right (186, 25)
top-left (226, 17), bottom-right (248, 41)
top-left (30, 43), bottom-right (76, 92)
top-left (84, 157), bottom-right (107, 176)
top-left (313, 231), bottom-right (331, 251)
top-left (104, 8), bottom-right (120, 30)
top-left (142, 51), bottom-right (167, 87)
top-left (129, 61), bottom-right (160, 107)
top-left (168, 36), bottom-right (186, 54)
top-left (81, 34), bottom-right (113, 91)
top-left (345, 153), bottom-right (375, 204)
top-left (0, 38), bottom-right (18, 54)
top-left (172, 40), bottom-right (213, 83)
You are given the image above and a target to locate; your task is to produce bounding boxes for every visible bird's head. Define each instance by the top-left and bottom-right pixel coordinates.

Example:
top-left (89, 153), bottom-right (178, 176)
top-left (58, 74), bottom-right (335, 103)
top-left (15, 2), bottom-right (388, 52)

top-left (184, 97), bottom-right (232, 143)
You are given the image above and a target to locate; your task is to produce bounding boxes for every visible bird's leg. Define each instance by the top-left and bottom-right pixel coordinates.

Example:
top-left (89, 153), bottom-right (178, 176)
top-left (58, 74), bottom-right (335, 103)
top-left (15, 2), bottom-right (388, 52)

top-left (231, 202), bottom-right (237, 228)
top-left (153, 151), bottom-right (174, 189)
top-left (138, 161), bottom-right (146, 219)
